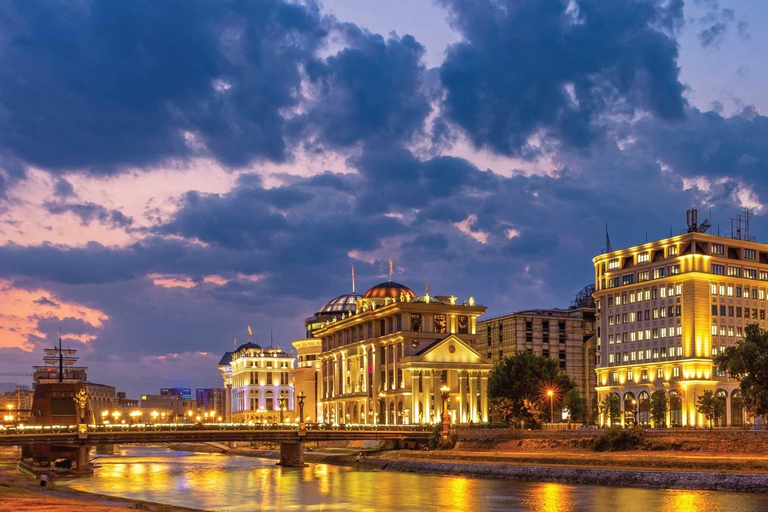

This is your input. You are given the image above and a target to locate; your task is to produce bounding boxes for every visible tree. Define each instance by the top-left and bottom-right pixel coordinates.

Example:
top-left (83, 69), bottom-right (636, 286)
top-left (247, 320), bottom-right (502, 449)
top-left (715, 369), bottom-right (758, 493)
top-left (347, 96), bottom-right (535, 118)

top-left (696, 390), bottom-right (725, 429)
top-left (488, 351), bottom-right (575, 428)
top-left (599, 394), bottom-right (620, 427)
top-left (715, 323), bottom-right (768, 417)
top-left (563, 387), bottom-right (585, 424)
top-left (650, 389), bottom-right (667, 428)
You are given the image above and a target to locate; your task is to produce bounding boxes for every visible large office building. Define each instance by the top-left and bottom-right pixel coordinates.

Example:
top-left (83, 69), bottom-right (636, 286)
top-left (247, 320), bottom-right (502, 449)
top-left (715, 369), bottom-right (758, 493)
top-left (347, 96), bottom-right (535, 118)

top-left (291, 338), bottom-right (321, 422)
top-left (313, 281), bottom-right (492, 425)
top-left (218, 342), bottom-right (295, 423)
top-left (593, 210), bottom-right (759, 427)
top-left (477, 308), bottom-right (597, 421)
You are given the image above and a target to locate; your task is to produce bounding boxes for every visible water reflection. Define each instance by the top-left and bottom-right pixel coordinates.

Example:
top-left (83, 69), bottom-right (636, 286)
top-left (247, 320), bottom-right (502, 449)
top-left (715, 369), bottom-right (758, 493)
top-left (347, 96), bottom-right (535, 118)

top-left (65, 447), bottom-right (768, 512)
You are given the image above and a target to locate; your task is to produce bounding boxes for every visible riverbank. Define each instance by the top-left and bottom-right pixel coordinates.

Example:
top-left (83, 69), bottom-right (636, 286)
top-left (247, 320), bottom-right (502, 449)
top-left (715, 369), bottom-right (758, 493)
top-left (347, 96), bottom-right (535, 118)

top-left (169, 441), bottom-right (768, 493)
top-left (0, 460), bottom-right (202, 512)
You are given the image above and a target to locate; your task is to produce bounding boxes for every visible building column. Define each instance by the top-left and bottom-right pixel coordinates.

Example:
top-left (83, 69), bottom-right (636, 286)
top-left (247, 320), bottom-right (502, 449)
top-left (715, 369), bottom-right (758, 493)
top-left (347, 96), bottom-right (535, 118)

top-left (383, 346), bottom-right (389, 391)
top-left (423, 370), bottom-right (431, 424)
top-left (480, 375), bottom-right (489, 423)
top-left (363, 350), bottom-right (369, 393)
top-left (726, 393), bottom-right (732, 427)
top-left (620, 394), bottom-right (625, 427)
top-left (393, 343), bottom-right (399, 389)
top-left (434, 371), bottom-right (442, 420)
top-left (410, 371), bottom-right (419, 423)
top-left (469, 374), bottom-right (477, 423)
top-left (458, 372), bottom-right (465, 423)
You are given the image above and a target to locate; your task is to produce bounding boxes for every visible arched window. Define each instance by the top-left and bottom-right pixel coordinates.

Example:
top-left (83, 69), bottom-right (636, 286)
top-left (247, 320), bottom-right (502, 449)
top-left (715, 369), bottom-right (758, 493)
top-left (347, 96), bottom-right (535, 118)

top-left (638, 391), bottom-right (650, 426)
top-left (669, 391), bottom-right (682, 427)
top-left (731, 390), bottom-right (745, 427)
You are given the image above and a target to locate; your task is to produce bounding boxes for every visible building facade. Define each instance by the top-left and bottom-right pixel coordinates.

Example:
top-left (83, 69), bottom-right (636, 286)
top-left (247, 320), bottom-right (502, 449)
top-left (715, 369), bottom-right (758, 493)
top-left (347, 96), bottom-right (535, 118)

top-left (218, 342), bottom-right (295, 423)
top-left (196, 388), bottom-right (226, 419)
top-left (314, 281), bottom-right (492, 425)
top-left (291, 338), bottom-right (321, 422)
top-left (477, 308), bottom-right (596, 421)
top-left (593, 227), bottom-right (763, 427)
top-left (140, 393), bottom-right (196, 421)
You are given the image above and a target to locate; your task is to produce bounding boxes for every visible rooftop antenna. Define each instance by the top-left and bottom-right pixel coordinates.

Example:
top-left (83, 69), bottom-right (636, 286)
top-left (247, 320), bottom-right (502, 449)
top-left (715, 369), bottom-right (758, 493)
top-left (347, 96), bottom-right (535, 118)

top-left (388, 257), bottom-right (393, 282)
top-left (604, 223), bottom-right (613, 253)
top-left (351, 265), bottom-right (355, 294)
top-left (645, 232), bottom-right (648, 243)
top-left (58, 327), bottom-right (63, 383)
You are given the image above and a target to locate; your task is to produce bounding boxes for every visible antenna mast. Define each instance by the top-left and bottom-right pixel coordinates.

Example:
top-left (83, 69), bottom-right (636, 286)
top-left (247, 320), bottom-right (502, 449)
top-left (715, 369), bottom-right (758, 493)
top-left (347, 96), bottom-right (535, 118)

top-left (352, 265), bottom-right (355, 294)
top-left (58, 328), bottom-right (63, 383)
top-left (604, 223), bottom-right (613, 253)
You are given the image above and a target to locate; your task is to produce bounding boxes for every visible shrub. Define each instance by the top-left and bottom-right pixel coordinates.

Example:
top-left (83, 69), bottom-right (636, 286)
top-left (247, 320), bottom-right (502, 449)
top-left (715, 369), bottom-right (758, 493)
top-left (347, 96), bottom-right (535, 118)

top-left (594, 427), bottom-right (646, 452)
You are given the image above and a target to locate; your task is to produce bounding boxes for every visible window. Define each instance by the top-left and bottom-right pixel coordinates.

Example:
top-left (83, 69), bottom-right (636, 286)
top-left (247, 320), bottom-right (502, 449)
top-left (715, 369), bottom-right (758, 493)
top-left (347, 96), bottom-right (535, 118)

top-left (711, 264), bottom-right (725, 275)
top-left (711, 284), bottom-right (717, 295)
top-left (669, 265), bottom-right (681, 275)
top-left (673, 366), bottom-right (680, 378)
top-left (657, 368), bottom-right (663, 379)
top-left (675, 284), bottom-right (682, 295)
top-left (637, 252), bottom-right (649, 263)
top-left (434, 314), bottom-right (447, 334)
top-left (745, 249), bottom-right (756, 260)
top-left (711, 305), bottom-right (718, 316)
top-left (711, 324), bottom-right (717, 335)
top-left (745, 269), bottom-right (757, 280)
top-left (623, 275), bottom-right (634, 285)
top-left (608, 258), bottom-right (620, 270)
top-left (728, 266), bottom-right (741, 278)
top-left (458, 316), bottom-right (469, 334)
top-left (653, 268), bottom-right (665, 279)
top-left (711, 243), bottom-right (724, 255)
top-left (627, 370), bottom-right (634, 380)
top-left (609, 354), bottom-right (614, 363)
top-left (761, 271), bottom-right (768, 281)
top-left (411, 314), bottom-right (422, 332)
top-left (525, 321), bottom-right (533, 343)
top-left (608, 296), bottom-right (614, 306)
top-left (736, 287), bottom-right (742, 298)
top-left (638, 271), bottom-right (650, 282)
top-left (668, 246), bottom-right (678, 256)
top-left (676, 326), bottom-right (682, 336)
top-left (629, 312), bottom-right (636, 322)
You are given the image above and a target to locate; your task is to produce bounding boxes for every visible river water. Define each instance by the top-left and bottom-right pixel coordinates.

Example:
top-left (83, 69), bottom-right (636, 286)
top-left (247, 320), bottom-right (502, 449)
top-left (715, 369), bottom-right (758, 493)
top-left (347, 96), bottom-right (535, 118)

top-left (65, 447), bottom-right (768, 511)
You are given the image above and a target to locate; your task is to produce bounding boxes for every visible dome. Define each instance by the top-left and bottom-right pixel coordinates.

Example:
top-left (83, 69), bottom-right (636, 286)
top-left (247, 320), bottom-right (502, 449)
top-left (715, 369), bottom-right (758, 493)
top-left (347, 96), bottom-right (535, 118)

top-left (234, 342), bottom-right (262, 353)
top-left (320, 294), bottom-right (362, 314)
top-left (363, 281), bottom-right (416, 300)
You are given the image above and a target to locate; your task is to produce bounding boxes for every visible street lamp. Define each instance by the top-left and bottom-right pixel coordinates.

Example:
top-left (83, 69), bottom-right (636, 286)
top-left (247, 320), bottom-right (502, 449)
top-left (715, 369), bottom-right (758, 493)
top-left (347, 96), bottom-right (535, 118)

top-left (632, 399), bottom-right (638, 426)
top-left (297, 392), bottom-right (306, 429)
top-left (546, 389), bottom-right (555, 426)
top-left (101, 410), bottom-right (109, 424)
top-left (439, 385), bottom-right (451, 433)
top-left (277, 397), bottom-right (287, 423)
top-left (151, 411), bottom-right (159, 424)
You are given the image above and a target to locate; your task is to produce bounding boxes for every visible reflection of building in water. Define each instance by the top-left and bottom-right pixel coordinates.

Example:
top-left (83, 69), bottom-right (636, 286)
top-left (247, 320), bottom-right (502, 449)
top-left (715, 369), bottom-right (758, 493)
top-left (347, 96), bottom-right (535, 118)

top-left (594, 210), bottom-right (761, 427)
top-left (313, 281), bottom-right (492, 425)
top-left (218, 342), bottom-right (295, 423)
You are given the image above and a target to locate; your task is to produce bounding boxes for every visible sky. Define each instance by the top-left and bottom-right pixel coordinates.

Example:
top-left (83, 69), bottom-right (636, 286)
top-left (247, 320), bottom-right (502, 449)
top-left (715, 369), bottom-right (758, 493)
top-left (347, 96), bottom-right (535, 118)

top-left (1, 0), bottom-right (767, 398)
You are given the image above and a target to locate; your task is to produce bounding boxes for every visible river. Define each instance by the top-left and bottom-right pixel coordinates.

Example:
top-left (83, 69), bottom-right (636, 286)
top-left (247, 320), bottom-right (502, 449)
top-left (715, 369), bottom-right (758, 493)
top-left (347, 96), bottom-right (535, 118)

top-left (64, 447), bottom-right (768, 511)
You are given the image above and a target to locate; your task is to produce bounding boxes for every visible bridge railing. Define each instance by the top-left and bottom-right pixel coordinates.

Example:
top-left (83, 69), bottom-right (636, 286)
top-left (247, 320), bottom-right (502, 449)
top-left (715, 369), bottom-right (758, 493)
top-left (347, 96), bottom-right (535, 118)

top-left (1, 422), bottom-right (434, 435)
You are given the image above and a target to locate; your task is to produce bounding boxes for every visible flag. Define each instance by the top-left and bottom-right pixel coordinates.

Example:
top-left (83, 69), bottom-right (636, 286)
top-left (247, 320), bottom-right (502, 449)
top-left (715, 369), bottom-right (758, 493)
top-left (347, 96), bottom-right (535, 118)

top-left (389, 257), bottom-right (393, 281)
top-left (352, 265), bottom-right (355, 293)
top-left (247, 325), bottom-right (252, 337)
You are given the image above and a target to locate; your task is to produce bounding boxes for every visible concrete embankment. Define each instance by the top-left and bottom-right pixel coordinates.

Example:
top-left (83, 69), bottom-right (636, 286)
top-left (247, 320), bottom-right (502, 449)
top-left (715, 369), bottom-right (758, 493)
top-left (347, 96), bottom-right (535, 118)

top-left (354, 458), bottom-right (768, 493)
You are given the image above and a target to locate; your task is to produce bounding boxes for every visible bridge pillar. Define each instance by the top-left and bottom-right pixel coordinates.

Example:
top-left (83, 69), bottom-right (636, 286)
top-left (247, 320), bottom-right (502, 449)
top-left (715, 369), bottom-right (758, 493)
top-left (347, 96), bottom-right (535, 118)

top-left (277, 442), bottom-right (306, 467)
top-left (73, 445), bottom-right (94, 474)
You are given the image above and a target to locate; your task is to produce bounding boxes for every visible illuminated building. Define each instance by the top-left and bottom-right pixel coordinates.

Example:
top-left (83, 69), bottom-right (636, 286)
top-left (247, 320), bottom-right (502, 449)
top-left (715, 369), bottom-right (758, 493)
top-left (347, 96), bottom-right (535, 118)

top-left (196, 388), bottom-right (226, 418)
top-left (477, 308), bottom-right (596, 421)
top-left (218, 342), bottom-right (295, 423)
top-left (292, 338), bottom-right (321, 422)
top-left (314, 281), bottom-right (492, 425)
top-left (140, 393), bottom-right (196, 421)
top-left (594, 210), bottom-right (758, 427)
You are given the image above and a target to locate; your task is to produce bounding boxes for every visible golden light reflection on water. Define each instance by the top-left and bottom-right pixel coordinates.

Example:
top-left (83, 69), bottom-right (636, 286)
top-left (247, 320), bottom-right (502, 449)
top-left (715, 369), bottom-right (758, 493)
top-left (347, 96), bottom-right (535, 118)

top-left (67, 448), bottom-right (768, 512)
top-left (525, 482), bottom-right (574, 512)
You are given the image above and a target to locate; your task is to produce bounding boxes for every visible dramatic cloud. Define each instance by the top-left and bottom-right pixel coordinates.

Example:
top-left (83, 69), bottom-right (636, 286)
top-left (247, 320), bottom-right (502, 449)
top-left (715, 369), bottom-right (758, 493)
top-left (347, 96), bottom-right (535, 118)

top-left (437, 0), bottom-right (687, 156)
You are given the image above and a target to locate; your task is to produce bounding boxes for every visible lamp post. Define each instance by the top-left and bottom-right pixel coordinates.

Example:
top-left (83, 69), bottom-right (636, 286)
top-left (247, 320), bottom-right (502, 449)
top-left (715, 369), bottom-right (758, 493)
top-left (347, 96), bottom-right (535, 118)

top-left (547, 389), bottom-right (554, 427)
top-left (439, 385), bottom-right (451, 434)
top-left (101, 410), bottom-right (109, 424)
top-left (632, 399), bottom-right (638, 427)
top-left (278, 397), bottom-right (287, 424)
top-left (297, 391), bottom-right (306, 429)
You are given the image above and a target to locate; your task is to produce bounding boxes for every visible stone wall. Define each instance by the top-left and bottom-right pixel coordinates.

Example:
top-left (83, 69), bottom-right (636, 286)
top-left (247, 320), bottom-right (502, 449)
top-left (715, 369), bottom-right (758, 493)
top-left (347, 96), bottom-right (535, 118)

top-left (455, 427), bottom-right (768, 453)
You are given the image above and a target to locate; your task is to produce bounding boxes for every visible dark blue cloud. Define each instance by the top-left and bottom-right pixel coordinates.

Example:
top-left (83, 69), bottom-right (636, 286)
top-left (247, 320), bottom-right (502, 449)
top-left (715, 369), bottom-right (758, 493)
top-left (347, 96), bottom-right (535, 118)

top-left (0, 0), bottom-right (326, 173)
top-left (437, 0), bottom-right (687, 156)
top-left (44, 201), bottom-right (134, 228)
top-left (298, 23), bottom-right (430, 148)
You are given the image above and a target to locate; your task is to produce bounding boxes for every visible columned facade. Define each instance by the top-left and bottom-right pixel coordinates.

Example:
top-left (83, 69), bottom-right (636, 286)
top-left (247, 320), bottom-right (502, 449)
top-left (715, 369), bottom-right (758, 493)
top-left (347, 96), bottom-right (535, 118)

top-left (316, 281), bottom-right (491, 425)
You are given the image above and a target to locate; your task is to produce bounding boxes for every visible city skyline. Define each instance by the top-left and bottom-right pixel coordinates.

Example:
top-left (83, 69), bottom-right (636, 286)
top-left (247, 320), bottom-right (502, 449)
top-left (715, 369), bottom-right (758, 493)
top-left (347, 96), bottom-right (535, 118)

top-left (2, 0), bottom-right (768, 398)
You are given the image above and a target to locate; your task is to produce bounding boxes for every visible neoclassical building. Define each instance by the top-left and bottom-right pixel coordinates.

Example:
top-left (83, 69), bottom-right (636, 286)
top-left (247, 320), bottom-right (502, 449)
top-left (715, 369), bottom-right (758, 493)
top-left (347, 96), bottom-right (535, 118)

top-left (218, 342), bottom-right (295, 423)
top-left (593, 216), bottom-right (763, 428)
top-left (313, 281), bottom-right (492, 425)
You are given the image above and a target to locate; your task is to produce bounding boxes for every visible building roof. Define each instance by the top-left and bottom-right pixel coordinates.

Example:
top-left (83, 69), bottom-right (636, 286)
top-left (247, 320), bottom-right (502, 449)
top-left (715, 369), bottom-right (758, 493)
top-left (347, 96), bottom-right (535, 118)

top-left (234, 342), bottom-right (262, 352)
top-left (363, 281), bottom-right (416, 299)
top-left (218, 352), bottom-right (233, 366)
top-left (319, 294), bottom-right (362, 313)
top-left (412, 294), bottom-right (443, 304)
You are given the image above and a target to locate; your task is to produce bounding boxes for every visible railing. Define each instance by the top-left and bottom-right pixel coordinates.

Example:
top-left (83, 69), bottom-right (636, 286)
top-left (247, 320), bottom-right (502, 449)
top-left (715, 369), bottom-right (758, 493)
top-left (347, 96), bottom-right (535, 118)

top-left (0, 422), bottom-right (434, 435)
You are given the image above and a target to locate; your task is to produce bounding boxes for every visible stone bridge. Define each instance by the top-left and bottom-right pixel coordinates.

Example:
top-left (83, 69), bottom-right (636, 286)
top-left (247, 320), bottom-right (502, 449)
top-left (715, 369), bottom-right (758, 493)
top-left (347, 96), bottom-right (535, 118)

top-left (1, 423), bottom-right (434, 471)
